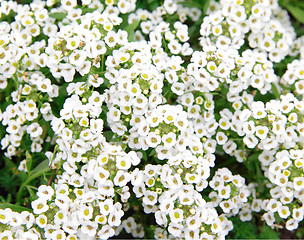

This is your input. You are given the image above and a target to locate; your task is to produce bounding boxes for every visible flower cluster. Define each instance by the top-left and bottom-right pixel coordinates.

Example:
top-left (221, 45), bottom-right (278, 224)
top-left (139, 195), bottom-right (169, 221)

top-left (208, 168), bottom-right (251, 219)
top-left (1, 0), bottom-right (304, 239)
top-left (201, 0), bottom-right (295, 62)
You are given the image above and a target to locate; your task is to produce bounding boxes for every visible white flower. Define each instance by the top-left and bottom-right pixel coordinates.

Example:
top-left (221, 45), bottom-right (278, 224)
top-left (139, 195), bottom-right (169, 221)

top-left (209, 176), bottom-right (224, 190)
top-left (36, 214), bottom-right (48, 228)
top-left (8, 211), bottom-right (22, 227)
top-left (81, 220), bottom-right (98, 237)
top-left (218, 185), bottom-right (231, 199)
top-left (272, 120), bottom-right (286, 135)
top-left (54, 210), bottom-right (67, 225)
top-left (61, 0), bottom-right (77, 11)
top-left (266, 199), bottom-right (282, 213)
top-left (159, 198), bottom-right (174, 213)
top-left (128, 151), bottom-right (141, 166)
top-left (69, 50), bottom-right (87, 66)
top-left (168, 222), bottom-right (183, 237)
top-left (55, 194), bottom-right (70, 210)
top-left (97, 225), bottom-right (115, 239)
top-left (146, 132), bottom-right (161, 148)
top-left (0, 208), bottom-right (12, 224)
top-left (243, 134), bottom-right (259, 149)
top-left (255, 125), bottom-right (269, 139)
top-left (21, 211), bottom-right (35, 229)
top-left (169, 209), bottom-right (183, 223)
top-left (95, 214), bottom-right (107, 225)
top-left (32, 198), bottom-right (49, 215)
top-left (37, 185), bottom-right (54, 201)
top-left (113, 170), bottom-right (130, 187)
top-left (108, 209), bottom-right (123, 227)
top-left (155, 210), bottom-right (168, 226)
top-left (167, 174), bottom-right (183, 189)
top-left (50, 230), bottom-right (66, 240)
top-left (293, 177), bottom-right (304, 191)
top-left (286, 218), bottom-right (299, 231)
top-left (72, 139), bottom-right (90, 155)
top-left (219, 117), bottom-right (231, 130)
top-left (51, 118), bottom-right (65, 134)
top-left (220, 199), bottom-right (233, 213)
top-left (105, 31), bottom-right (118, 48)
top-left (262, 211), bottom-right (275, 227)
top-left (179, 191), bottom-right (195, 206)
top-left (27, 122), bottom-right (43, 138)
top-left (143, 190), bottom-right (158, 205)
top-left (122, 217), bottom-right (136, 234)
top-left (278, 205), bottom-right (290, 219)
top-left (93, 167), bottom-right (109, 184)
top-left (107, 107), bottom-right (121, 123)
top-left (216, 131), bottom-right (228, 145)
top-left (99, 199), bottom-right (114, 216)
top-left (162, 132), bottom-right (177, 149)
top-left (251, 101), bottom-right (267, 119)
top-left (185, 215), bottom-right (201, 230)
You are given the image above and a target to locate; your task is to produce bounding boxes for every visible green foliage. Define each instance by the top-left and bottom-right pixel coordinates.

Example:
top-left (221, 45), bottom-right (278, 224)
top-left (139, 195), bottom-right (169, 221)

top-left (229, 218), bottom-right (280, 239)
top-left (280, 0), bottom-right (304, 23)
top-left (49, 12), bottom-right (67, 22)
top-left (16, 159), bottom-right (50, 204)
top-left (125, 20), bottom-right (141, 42)
top-left (0, 157), bottom-right (21, 201)
top-left (0, 203), bottom-right (32, 213)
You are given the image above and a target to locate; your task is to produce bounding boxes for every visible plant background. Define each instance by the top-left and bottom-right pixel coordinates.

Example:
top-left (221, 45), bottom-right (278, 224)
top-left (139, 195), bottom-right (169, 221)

top-left (1, 0), bottom-right (304, 238)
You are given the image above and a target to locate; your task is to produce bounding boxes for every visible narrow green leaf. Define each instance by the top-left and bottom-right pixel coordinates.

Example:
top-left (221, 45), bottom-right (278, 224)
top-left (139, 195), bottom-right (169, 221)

top-left (49, 12), bottom-right (68, 21)
top-left (125, 20), bottom-right (140, 42)
top-left (25, 151), bottom-right (32, 173)
top-left (110, 137), bottom-right (121, 142)
top-left (103, 131), bottom-right (114, 142)
top-left (21, 171), bottom-right (28, 183)
top-left (29, 159), bottom-right (50, 181)
top-left (245, 153), bottom-right (259, 172)
top-left (271, 83), bottom-right (280, 99)
top-left (142, 151), bottom-right (147, 161)
top-left (148, 149), bottom-right (156, 157)
top-left (178, 1), bottom-right (203, 9)
top-left (203, 0), bottom-right (210, 14)
top-left (284, 5), bottom-right (304, 24)
top-left (4, 156), bottom-right (16, 170)
top-left (0, 203), bottom-right (32, 213)
top-left (247, 153), bottom-right (259, 162)
top-left (16, 160), bottom-right (50, 204)
top-left (26, 186), bottom-right (38, 201)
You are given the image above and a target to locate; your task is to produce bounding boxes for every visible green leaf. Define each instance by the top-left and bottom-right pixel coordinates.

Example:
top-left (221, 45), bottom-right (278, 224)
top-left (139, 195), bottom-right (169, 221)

top-left (49, 12), bottom-right (67, 21)
top-left (142, 151), bottom-right (147, 161)
top-left (271, 83), bottom-right (280, 99)
top-left (4, 156), bottom-right (16, 170)
top-left (26, 186), bottom-right (38, 201)
top-left (103, 131), bottom-right (114, 142)
top-left (148, 149), bottom-right (156, 157)
top-left (178, 1), bottom-right (204, 9)
top-left (0, 203), bottom-right (32, 213)
top-left (21, 171), bottom-right (28, 183)
top-left (110, 137), bottom-right (121, 142)
top-left (245, 153), bottom-right (259, 172)
top-left (283, 5), bottom-right (304, 24)
top-left (25, 151), bottom-right (32, 173)
top-left (202, 0), bottom-right (210, 14)
top-left (125, 20), bottom-right (140, 42)
top-left (16, 160), bottom-right (50, 204)
top-left (29, 159), bottom-right (50, 180)
top-left (258, 224), bottom-right (280, 239)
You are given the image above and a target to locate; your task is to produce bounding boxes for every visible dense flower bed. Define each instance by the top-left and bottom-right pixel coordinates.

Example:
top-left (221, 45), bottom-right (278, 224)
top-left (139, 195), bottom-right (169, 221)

top-left (0, 0), bottom-right (304, 239)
